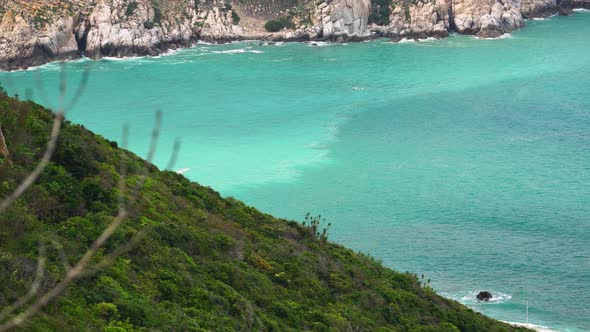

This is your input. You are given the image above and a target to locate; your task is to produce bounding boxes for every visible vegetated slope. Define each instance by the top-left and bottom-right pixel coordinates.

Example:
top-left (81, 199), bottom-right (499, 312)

top-left (0, 90), bottom-right (530, 331)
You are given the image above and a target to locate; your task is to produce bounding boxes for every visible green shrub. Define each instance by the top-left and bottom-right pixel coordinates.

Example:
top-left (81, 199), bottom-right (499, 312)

top-left (404, 5), bottom-right (411, 21)
top-left (369, 0), bottom-right (393, 25)
top-left (125, 1), bottom-right (138, 16)
top-left (264, 17), bottom-right (293, 32)
top-left (232, 10), bottom-right (240, 24)
top-left (251, 254), bottom-right (273, 271)
top-left (144, 21), bottom-right (155, 29)
top-left (95, 302), bottom-right (119, 320)
top-left (152, 1), bottom-right (163, 24)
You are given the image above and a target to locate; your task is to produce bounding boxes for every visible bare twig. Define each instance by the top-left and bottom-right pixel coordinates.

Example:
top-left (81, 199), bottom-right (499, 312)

top-left (0, 240), bottom-right (46, 322)
top-left (49, 238), bottom-right (71, 273)
top-left (0, 61), bottom-right (176, 331)
top-left (0, 112), bottom-right (63, 213)
top-left (0, 211), bottom-right (128, 332)
top-left (0, 111), bottom-right (167, 332)
top-left (82, 228), bottom-right (151, 278)
top-left (0, 63), bottom-right (90, 213)
top-left (166, 138), bottom-right (181, 171)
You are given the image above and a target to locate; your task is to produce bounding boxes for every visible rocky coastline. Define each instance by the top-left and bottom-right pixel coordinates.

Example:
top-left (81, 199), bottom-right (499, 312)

top-left (0, 0), bottom-right (589, 71)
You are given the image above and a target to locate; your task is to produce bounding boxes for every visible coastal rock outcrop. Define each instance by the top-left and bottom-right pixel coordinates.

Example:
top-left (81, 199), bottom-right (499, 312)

top-left (312, 0), bottom-right (372, 40)
top-left (0, 10), bottom-right (79, 70)
top-left (0, 0), bottom-right (585, 70)
top-left (0, 0), bottom-right (240, 69)
top-left (374, 0), bottom-right (526, 40)
top-left (452, 0), bottom-right (524, 38)
top-left (476, 291), bottom-right (493, 301)
top-left (521, 0), bottom-right (558, 18)
top-left (384, 0), bottom-right (452, 39)
top-left (83, 0), bottom-right (235, 58)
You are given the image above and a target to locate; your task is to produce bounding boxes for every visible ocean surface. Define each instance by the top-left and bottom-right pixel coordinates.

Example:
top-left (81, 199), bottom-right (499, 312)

top-left (2, 10), bottom-right (589, 331)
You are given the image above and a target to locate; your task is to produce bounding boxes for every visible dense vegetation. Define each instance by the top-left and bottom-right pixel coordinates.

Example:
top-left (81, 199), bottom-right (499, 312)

top-left (369, 0), bottom-right (393, 26)
top-left (264, 16), bottom-right (295, 32)
top-left (0, 89), bottom-right (530, 331)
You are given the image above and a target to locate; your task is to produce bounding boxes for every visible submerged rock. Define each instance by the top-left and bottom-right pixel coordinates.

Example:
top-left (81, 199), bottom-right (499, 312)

top-left (476, 291), bottom-right (493, 301)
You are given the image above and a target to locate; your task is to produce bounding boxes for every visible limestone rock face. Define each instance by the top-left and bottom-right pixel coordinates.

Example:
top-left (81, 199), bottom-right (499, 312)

top-left (452, 0), bottom-right (524, 37)
top-left (0, 0), bottom-right (581, 69)
top-left (379, 0), bottom-right (526, 40)
top-left (0, 11), bottom-right (79, 70)
top-left (386, 0), bottom-right (452, 38)
top-left (199, 6), bottom-right (243, 40)
top-left (84, 0), bottom-right (200, 58)
top-left (520, 0), bottom-right (558, 18)
top-left (313, 0), bottom-right (372, 39)
top-left (0, 0), bottom-right (240, 69)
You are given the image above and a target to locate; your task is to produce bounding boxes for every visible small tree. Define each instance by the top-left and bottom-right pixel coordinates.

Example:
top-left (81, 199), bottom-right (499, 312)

top-left (302, 213), bottom-right (331, 244)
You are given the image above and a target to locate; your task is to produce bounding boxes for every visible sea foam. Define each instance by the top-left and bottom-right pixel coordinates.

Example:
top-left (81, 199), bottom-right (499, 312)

top-left (502, 321), bottom-right (560, 332)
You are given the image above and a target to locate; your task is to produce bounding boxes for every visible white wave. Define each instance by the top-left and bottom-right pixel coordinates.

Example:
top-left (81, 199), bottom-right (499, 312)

top-left (102, 56), bottom-right (142, 62)
top-left (503, 321), bottom-right (560, 332)
top-left (474, 33), bottom-right (512, 40)
top-left (175, 167), bottom-right (190, 175)
top-left (156, 49), bottom-right (182, 58)
top-left (530, 13), bottom-right (559, 20)
top-left (442, 290), bottom-right (513, 304)
top-left (271, 58), bottom-right (293, 62)
top-left (210, 48), bottom-right (263, 54)
top-left (465, 290), bottom-right (512, 303)
top-left (352, 86), bottom-right (365, 91)
top-left (388, 36), bottom-right (441, 44)
top-left (197, 40), bottom-right (213, 45)
top-left (573, 8), bottom-right (590, 12)
top-left (1, 57), bottom-right (91, 72)
top-left (308, 41), bottom-right (331, 47)
top-left (398, 38), bottom-right (417, 43)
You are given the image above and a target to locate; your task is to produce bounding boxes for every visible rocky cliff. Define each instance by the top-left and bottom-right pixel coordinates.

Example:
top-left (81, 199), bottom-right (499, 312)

top-left (0, 0), bottom-right (587, 70)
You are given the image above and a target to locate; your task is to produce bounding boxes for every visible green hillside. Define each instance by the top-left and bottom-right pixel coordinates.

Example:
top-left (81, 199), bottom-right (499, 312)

top-left (0, 89), bottom-right (530, 331)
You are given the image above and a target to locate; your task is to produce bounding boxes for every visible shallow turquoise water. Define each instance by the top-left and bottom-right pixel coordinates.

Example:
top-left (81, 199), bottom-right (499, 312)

top-left (2, 11), bottom-right (590, 331)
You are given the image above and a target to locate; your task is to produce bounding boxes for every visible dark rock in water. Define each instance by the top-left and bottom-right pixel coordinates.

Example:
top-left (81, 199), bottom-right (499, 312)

top-left (476, 291), bottom-right (493, 301)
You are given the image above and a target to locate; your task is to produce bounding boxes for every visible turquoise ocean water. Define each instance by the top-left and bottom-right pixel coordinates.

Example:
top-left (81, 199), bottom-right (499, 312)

top-left (2, 11), bottom-right (589, 331)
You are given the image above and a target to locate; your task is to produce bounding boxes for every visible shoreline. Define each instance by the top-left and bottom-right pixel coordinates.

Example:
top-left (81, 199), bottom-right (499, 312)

top-left (1, 6), bottom-right (588, 72)
top-left (504, 321), bottom-right (561, 332)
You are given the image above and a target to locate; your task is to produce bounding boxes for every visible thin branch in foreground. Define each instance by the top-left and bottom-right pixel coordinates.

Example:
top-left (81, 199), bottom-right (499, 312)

top-left (0, 112), bottom-right (64, 213)
top-left (0, 240), bottom-right (46, 322)
top-left (166, 138), bottom-right (181, 171)
top-left (0, 111), bottom-right (171, 332)
top-left (0, 64), bottom-right (90, 213)
top-left (49, 238), bottom-right (72, 273)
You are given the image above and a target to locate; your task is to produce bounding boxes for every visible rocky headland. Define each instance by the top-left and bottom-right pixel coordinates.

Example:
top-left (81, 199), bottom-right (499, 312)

top-left (0, 0), bottom-right (588, 70)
